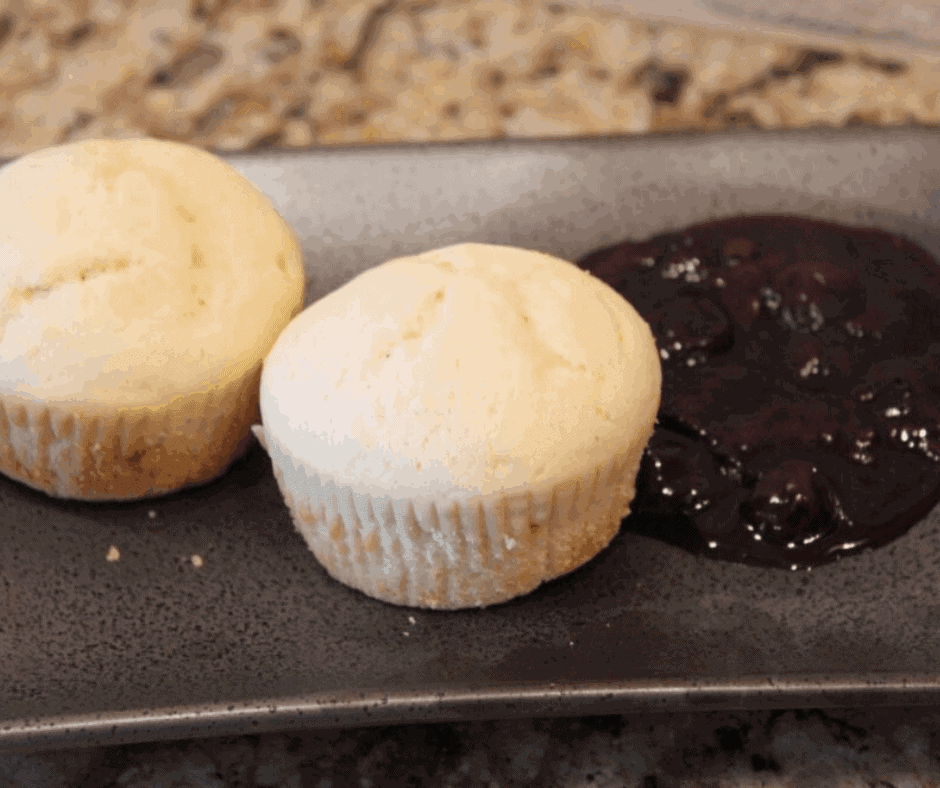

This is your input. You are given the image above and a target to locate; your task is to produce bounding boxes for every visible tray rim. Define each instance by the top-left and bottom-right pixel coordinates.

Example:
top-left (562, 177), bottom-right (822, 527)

top-left (2, 121), bottom-right (937, 169)
top-left (5, 675), bottom-right (940, 754)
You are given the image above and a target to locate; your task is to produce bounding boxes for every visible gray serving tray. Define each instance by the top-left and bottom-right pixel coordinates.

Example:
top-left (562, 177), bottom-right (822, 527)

top-left (4, 127), bottom-right (940, 753)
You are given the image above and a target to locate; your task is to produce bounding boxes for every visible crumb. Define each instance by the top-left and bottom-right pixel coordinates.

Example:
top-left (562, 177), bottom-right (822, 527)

top-left (403, 631), bottom-right (410, 637)
top-left (569, 641), bottom-right (575, 646)
top-left (148, 510), bottom-right (157, 519)
top-left (191, 554), bottom-right (204, 568)
top-left (408, 616), bottom-right (416, 625)
top-left (106, 545), bottom-right (120, 562)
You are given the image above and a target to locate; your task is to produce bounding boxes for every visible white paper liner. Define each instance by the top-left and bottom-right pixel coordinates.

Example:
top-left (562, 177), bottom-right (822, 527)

top-left (0, 364), bottom-right (262, 500)
top-left (255, 424), bottom-right (642, 609)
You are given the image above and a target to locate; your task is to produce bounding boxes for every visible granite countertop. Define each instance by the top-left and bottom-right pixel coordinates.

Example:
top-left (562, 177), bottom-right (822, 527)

top-left (4, 2), bottom-right (940, 786)
top-left (1, 0), bottom-right (939, 158)
top-left (5, 708), bottom-right (940, 787)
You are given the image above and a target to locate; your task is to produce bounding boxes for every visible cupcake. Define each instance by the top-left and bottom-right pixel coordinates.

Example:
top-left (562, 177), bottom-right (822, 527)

top-left (0, 137), bottom-right (305, 500)
top-left (253, 242), bottom-right (661, 608)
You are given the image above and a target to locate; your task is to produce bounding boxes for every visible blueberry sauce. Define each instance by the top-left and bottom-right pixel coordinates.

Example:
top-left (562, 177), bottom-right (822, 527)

top-left (579, 216), bottom-right (940, 569)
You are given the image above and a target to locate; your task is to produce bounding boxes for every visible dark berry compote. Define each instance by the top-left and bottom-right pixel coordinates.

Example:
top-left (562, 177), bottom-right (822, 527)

top-left (580, 216), bottom-right (940, 569)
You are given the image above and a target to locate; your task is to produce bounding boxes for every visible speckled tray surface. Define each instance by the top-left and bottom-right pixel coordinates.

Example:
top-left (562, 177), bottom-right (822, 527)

top-left (4, 128), bottom-right (940, 754)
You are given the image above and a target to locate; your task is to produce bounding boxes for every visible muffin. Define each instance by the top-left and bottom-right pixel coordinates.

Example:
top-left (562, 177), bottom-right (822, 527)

top-left (253, 242), bottom-right (661, 609)
top-left (0, 137), bottom-right (306, 500)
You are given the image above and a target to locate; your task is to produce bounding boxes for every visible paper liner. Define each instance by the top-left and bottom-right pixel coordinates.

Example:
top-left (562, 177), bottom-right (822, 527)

top-left (0, 364), bottom-right (262, 500)
top-left (256, 426), bottom-right (642, 609)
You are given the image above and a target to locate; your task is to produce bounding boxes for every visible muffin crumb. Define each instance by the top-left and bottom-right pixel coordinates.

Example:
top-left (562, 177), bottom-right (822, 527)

top-left (191, 554), bottom-right (204, 568)
top-left (106, 545), bottom-right (120, 562)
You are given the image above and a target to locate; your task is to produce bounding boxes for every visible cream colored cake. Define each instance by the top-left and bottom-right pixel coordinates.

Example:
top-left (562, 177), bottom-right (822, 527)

top-left (0, 137), bottom-right (306, 500)
top-left (254, 242), bottom-right (661, 609)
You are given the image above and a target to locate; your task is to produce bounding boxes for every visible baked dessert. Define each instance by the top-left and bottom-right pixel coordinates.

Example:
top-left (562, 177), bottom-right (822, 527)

top-left (253, 242), bottom-right (661, 609)
top-left (579, 216), bottom-right (940, 569)
top-left (0, 137), bottom-right (306, 500)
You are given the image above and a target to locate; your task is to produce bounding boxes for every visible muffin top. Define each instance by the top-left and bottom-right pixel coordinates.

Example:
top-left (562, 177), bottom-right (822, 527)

top-left (260, 242), bottom-right (661, 499)
top-left (0, 138), bottom-right (305, 407)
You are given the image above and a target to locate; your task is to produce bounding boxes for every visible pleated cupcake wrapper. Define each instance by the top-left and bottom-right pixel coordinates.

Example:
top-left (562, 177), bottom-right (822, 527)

top-left (0, 365), bottom-right (261, 500)
top-left (261, 432), bottom-right (641, 609)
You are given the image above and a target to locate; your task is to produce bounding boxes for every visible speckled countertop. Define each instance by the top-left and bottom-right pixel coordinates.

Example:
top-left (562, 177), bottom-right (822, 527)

top-left (2, 0), bottom-right (940, 158)
top-left (6, 708), bottom-right (940, 787)
top-left (5, 2), bottom-right (940, 786)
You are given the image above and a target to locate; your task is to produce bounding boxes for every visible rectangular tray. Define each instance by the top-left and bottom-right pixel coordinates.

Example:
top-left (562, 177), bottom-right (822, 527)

top-left (4, 127), bottom-right (940, 753)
